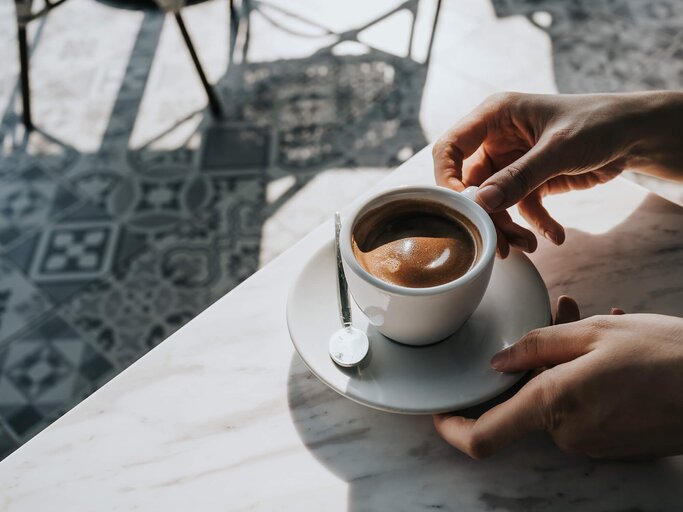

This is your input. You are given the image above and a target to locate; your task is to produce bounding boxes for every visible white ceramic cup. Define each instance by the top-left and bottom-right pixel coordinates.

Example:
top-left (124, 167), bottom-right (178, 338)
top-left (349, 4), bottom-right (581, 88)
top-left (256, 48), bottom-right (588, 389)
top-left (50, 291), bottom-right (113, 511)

top-left (340, 185), bottom-right (497, 346)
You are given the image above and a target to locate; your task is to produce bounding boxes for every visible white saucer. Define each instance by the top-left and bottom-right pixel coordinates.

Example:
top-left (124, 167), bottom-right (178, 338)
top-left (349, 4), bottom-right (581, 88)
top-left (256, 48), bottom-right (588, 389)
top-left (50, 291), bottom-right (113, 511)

top-left (286, 240), bottom-right (551, 414)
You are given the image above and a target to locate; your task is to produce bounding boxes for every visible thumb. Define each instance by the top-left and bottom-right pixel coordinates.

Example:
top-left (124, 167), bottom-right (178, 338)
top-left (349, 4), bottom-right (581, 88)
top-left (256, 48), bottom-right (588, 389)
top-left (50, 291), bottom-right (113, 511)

top-left (476, 142), bottom-right (560, 212)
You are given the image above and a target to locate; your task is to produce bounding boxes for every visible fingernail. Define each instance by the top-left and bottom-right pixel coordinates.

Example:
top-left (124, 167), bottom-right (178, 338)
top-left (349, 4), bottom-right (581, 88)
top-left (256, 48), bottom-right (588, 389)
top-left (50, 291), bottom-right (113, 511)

top-left (490, 349), bottom-right (508, 370)
top-left (477, 184), bottom-right (504, 211)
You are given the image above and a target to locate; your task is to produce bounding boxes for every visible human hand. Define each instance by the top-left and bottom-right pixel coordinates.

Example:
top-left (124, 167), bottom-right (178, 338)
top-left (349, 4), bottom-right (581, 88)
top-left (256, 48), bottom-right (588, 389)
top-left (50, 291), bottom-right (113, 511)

top-left (433, 296), bottom-right (683, 459)
top-left (432, 91), bottom-right (683, 257)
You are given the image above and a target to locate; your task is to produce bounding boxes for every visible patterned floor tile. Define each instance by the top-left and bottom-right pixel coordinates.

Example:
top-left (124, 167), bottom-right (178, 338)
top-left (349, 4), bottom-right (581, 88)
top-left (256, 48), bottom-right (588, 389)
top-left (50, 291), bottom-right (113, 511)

top-left (0, 315), bottom-right (115, 441)
top-left (61, 192), bottom-right (262, 367)
top-left (107, 162), bottom-right (211, 239)
top-left (0, 260), bottom-right (52, 347)
top-left (0, 423), bottom-right (17, 460)
top-left (0, 166), bottom-right (81, 250)
top-left (4, 202), bottom-right (147, 304)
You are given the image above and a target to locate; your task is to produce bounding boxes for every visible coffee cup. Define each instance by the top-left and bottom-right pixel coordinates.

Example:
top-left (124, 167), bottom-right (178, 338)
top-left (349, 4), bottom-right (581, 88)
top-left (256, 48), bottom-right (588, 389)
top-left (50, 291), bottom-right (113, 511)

top-left (339, 185), bottom-right (496, 345)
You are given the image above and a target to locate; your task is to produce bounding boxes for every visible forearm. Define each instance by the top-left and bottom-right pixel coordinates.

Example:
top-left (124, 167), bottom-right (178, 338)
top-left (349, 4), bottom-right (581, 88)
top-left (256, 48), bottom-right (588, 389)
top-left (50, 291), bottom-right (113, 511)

top-left (623, 91), bottom-right (683, 182)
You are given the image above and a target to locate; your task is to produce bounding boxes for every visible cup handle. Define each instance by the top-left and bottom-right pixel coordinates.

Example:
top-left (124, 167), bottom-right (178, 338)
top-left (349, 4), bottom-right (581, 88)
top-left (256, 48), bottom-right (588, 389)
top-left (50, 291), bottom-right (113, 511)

top-left (461, 186), bottom-right (479, 202)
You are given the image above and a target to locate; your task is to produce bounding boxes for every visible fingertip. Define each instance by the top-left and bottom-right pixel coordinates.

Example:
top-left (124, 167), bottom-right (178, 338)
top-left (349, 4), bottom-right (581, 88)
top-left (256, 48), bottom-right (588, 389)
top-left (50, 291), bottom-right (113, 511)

top-left (528, 234), bottom-right (539, 252)
top-left (446, 176), bottom-right (466, 192)
top-left (510, 234), bottom-right (538, 253)
top-left (495, 233), bottom-right (510, 259)
top-left (490, 348), bottom-right (509, 371)
top-left (557, 295), bottom-right (578, 309)
top-left (610, 307), bottom-right (626, 315)
top-left (433, 413), bottom-right (448, 427)
top-left (543, 227), bottom-right (566, 246)
top-left (555, 295), bottom-right (580, 324)
top-left (432, 414), bottom-right (477, 453)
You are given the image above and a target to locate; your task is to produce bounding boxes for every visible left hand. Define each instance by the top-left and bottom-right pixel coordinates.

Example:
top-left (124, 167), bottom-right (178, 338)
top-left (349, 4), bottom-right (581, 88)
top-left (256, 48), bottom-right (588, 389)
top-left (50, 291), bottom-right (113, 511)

top-left (433, 297), bottom-right (683, 459)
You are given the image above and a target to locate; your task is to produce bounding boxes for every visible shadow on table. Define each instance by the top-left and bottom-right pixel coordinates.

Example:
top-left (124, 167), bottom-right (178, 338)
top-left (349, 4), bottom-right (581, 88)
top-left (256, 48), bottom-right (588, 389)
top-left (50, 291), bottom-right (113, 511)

top-left (531, 192), bottom-right (683, 318)
top-left (286, 193), bottom-right (683, 511)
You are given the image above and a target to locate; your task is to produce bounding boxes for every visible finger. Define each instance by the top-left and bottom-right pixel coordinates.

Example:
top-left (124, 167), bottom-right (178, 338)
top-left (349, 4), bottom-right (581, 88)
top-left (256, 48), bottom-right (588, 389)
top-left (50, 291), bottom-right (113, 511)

top-left (476, 142), bottom-right (560, 212)
top-left (554, 295), bottom-right (580, 325)
top-left (490, 211), bottom-right (537, 253)
top-left (610, 307), bottom-right (625, 315)
top-left (490, 321), bottom-right (594, 371)
top-left (518, 195), bottom-right (566, 245)
top-left (433, 378), bottom-right (546, 458)
top-left (462, 145), bottom-right (493, 186)
top-left (433, 110), bottom-right (489, 191)
top-left (495, 225), bottom-right (510, 259)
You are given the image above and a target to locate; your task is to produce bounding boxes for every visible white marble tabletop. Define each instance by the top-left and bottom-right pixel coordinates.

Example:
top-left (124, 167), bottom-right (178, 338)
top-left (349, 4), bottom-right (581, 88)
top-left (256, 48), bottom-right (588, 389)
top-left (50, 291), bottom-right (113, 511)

top-left (1, 147), bottom-right (682, 511)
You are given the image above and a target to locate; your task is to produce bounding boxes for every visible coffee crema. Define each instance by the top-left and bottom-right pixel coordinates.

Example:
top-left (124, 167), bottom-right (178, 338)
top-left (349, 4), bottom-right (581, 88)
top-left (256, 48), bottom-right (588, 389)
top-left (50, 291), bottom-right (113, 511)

top-left (352, 199), bottom-right (481, 288)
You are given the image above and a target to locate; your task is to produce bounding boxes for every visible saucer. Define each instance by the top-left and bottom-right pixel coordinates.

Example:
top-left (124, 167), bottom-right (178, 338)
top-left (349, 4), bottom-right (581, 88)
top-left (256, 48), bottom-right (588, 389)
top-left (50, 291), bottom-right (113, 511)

top-left (286, 240), bottom-right (551, 414)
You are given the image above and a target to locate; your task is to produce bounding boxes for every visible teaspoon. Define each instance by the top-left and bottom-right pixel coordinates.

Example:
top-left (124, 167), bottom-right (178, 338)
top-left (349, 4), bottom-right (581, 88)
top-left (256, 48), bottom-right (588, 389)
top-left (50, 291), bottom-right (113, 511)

top-left (329, 212), bottom-right (369, 368)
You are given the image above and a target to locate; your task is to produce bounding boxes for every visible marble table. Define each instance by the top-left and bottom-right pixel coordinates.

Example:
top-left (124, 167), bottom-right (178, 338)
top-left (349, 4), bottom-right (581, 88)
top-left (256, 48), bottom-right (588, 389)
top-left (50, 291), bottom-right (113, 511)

top-left (1, 147), bottom-right (682, 511)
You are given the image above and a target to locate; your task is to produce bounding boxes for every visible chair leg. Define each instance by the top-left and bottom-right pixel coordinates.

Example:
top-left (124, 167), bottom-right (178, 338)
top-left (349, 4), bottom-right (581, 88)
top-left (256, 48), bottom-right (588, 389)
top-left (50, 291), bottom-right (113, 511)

top-left (242, 0), bottom-right (251, 61)
top-left (17, 22), bottom-right (33, 130)
top-left (174, 11), bottom-right (224, 119)
top-left (425, 0), bottom-right (443, 67)
top-left (229, 0), bottom-right (238, 32)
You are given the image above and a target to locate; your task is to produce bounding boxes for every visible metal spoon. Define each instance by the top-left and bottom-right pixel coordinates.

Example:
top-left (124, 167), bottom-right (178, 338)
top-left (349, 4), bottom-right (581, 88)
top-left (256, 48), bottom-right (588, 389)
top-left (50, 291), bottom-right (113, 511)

top-left (329, 212), bottom-right (369, 368)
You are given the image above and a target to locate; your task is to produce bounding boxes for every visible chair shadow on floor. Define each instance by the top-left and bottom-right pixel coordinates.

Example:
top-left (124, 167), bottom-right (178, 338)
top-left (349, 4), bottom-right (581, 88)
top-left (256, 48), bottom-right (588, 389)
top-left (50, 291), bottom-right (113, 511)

top-left (491, 0), bottom-right (683, 93)
top-left (287, 193), bottom-right (683, 511)
top-left (0, 1), bottom-right (441, 456)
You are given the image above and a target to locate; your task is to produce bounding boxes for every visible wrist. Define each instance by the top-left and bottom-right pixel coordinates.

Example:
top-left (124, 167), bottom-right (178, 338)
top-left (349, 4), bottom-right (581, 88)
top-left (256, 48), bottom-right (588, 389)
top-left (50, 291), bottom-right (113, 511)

top-left (622, 91), bottom-right (683, 181)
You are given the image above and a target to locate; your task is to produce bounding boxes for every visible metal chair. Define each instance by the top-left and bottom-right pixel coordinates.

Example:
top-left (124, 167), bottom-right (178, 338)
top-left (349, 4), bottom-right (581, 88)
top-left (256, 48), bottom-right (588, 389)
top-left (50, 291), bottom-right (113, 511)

top-left (12, 0), bottom-right (227, 131)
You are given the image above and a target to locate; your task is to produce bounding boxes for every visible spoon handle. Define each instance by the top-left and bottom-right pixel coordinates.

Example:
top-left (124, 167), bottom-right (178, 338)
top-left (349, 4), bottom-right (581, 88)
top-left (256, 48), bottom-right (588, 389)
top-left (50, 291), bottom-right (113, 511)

top-left (334, 212), bottom-right (352, 329)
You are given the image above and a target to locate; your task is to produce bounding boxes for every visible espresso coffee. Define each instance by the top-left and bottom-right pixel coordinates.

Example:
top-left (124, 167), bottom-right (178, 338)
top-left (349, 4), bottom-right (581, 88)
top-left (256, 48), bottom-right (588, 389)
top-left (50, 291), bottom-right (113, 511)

top-left (352, 199), bottom-right (481, 288)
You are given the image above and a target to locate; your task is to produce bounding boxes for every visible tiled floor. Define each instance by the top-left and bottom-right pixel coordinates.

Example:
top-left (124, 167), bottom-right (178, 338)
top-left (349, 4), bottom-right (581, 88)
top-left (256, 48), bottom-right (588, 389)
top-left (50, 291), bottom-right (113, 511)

top-left (0, 0), bottom-right (682, 459)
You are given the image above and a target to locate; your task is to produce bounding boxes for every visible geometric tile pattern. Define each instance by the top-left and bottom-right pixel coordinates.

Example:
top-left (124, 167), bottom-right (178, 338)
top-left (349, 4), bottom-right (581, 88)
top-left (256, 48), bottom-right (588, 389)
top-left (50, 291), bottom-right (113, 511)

top-left (0, 261), bottom-right (52, 346)
top-left (0, 316), bottom-right (114, 440)
top-left (0, 166), bottom-right (80, 249)
top-left (1, 0), bottom-right (681, 461)
top-left (31, 222), bottom-right (119, 281)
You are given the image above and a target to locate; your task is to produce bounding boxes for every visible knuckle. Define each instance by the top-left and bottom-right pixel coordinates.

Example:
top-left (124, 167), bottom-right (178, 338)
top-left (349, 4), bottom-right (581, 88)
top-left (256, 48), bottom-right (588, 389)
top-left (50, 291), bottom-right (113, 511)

top-left (502, 163), bottom-right (533, 195)
top-left (432, 139), bottom-right (460, 163)
top-left (532, 372), bottom-right (566, 431)
top-left (522, 329), bottom-right (543, 359)
top-left (432, 140), bottom-right (444, 158)
top-left (585, 315), bottom-right (615, 335)
top-left (545, 127), bottom-right (578, 146)
top-left (487, 91), bottom-right (519, 109)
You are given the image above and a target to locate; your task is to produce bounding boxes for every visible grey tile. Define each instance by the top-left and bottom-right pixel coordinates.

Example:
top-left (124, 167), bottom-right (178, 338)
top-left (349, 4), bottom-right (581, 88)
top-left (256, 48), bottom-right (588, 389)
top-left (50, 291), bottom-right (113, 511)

top-left (0, 166), bottom-right (81, 249)
top-left (106, 166), bottom-right (211, 238)
top-left (61, 183), bottom-right (264, 367)
top-left (62, 251), bottom-right (210, 366)
top-left (200, 124), bottom-right (270, 171)
top-left (0, 423), bottom-right (17, 461)
top-left (0, 315), bottom-right (115, 442)
top-left (0, 260), bottom-right (52, 346)
top-left (4, 202), bottom-right (147, 304)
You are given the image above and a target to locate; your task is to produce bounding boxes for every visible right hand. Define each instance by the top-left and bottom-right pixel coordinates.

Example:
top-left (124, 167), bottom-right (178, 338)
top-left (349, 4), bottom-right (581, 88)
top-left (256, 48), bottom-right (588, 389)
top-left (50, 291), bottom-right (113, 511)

top-left (432, 91), bottom-right (683, 256)
top-left (434, 297), bottom-right (683, 460)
